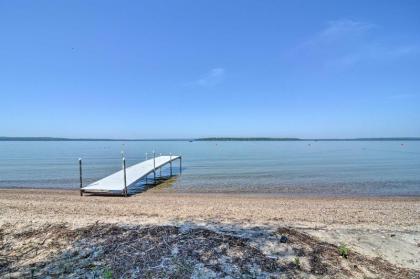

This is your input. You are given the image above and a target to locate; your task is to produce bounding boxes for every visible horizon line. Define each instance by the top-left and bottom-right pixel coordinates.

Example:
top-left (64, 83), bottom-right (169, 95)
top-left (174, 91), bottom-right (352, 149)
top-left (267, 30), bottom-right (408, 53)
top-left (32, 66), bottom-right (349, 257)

top-left (1, 136), bottom-right (420, 142)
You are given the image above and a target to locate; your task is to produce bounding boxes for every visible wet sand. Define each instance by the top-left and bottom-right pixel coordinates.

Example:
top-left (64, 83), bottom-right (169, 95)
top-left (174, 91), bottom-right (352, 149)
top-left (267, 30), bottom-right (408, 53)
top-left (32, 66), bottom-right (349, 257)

top-left (1, 188), bottom-right (419, 277)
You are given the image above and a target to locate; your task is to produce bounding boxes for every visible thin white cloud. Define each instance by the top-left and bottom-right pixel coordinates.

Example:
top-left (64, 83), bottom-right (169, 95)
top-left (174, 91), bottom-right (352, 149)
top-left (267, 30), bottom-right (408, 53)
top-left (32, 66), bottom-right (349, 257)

top-left (294, 19), bottom-right (419, 68)
top-left (189, 68), bottom-right (226, 87)
top-left (319, 20), bottom-right (375, 40)
top-left (300, 19), bottom-right (375, 49)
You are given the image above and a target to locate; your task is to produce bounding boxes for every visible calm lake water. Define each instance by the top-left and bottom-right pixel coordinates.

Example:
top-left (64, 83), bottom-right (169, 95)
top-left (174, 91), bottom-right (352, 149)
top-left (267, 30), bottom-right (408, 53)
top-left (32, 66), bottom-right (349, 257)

top-left (0, 141), bottom-right (419, 196)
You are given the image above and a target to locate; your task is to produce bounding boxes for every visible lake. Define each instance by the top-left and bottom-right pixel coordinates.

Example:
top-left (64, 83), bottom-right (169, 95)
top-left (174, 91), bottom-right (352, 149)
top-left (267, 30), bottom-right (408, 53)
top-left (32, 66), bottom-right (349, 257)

top-left (0, 141), bottom-right (419, 196)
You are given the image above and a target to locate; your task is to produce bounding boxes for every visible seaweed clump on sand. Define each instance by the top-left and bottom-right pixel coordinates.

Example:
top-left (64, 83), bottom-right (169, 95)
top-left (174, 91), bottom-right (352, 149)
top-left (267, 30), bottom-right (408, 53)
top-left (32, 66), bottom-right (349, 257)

top-left (0, 223), bottom-right (418, 278)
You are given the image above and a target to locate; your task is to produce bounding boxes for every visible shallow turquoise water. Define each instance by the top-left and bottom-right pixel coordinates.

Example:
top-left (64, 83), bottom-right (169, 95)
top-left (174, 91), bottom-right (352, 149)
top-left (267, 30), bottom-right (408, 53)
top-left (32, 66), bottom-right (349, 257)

top-left (0, 141), bottom-right (419, 196)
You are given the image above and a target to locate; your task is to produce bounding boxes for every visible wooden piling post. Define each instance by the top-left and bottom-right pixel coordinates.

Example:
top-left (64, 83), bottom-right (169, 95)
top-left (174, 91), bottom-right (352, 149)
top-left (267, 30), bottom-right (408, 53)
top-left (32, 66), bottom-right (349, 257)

top-left (179, 156), bottom-right (182, 174)
top-left (123, 157), bottom-right (128, 197)
top-left (79, 158), bottom-right (83, 196)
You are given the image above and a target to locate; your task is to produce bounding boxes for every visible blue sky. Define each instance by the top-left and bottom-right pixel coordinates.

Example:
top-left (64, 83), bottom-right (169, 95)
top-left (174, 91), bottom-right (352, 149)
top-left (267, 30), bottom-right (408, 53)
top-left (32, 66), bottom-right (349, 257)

top-left (1, 0), bottom-right (419, 138)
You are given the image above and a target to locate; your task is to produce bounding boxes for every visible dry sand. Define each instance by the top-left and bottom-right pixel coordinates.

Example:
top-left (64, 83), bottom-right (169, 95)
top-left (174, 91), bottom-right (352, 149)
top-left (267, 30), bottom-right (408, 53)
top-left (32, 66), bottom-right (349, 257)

top-left (1, 188), bottom-right (419, 278)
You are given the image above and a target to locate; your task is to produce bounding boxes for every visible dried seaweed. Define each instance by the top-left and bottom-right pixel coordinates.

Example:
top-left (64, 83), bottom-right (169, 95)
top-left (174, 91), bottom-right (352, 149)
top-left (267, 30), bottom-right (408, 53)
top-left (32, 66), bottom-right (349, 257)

top-left (0, 223), bottom-right (418, 278)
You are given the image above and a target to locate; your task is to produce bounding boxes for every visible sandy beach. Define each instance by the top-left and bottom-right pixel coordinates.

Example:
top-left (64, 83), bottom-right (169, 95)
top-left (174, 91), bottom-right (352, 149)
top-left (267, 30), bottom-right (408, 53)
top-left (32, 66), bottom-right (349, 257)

top-left (2, 0), bottom-right (420, 277)
top-left (1, 188), bottom-right (419, 278)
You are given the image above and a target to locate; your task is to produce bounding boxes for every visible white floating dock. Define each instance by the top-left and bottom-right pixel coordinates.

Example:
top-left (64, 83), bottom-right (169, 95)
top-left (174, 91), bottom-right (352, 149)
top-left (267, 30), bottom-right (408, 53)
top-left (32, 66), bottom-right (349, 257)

top-left (81, 155), bottom-right (181, 196)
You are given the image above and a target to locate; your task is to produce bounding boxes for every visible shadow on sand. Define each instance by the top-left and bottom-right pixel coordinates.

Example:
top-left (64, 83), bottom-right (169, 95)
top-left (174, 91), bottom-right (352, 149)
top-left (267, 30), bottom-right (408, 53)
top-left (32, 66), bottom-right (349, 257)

top-left (1, 222), bottom-right (418, 278)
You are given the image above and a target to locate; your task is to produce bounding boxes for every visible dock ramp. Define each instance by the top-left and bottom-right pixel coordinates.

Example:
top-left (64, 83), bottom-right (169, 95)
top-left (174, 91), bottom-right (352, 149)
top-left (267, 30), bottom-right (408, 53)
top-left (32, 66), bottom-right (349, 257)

top-left (81, 155), bottom-right (181, 196)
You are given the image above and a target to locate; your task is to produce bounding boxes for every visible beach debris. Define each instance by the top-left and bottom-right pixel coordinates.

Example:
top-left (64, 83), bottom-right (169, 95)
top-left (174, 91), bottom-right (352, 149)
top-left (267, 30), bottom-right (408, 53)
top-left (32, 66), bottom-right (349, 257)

top-left (1, 223), bottom-right (418, 278)
top-left (293, 257), bottom-right (301, 269)
top-left (280, 235), bottom-right (288, 243)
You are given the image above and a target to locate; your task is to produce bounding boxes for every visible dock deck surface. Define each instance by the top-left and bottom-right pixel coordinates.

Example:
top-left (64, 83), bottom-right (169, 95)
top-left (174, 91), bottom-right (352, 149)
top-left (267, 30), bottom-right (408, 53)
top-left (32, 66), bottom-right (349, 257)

top-left (82, 155), bottom-right (180, 194)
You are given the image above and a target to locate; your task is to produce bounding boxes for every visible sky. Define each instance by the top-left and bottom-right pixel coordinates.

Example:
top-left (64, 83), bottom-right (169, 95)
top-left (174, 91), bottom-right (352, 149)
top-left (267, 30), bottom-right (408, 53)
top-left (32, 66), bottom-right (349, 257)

top-left (1, 0), bottom-right (419, 139)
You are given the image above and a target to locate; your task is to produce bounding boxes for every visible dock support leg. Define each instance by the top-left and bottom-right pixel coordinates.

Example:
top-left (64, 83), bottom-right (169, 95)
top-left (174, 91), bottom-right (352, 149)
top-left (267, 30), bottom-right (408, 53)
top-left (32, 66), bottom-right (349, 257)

top-left (79, 158), bottom-right (83, 196)
top-left (179, 157), bottom-right (182, 174)
top-left (123, 157), bottom-right (128, 197)
top-left (153, 151), bottom-right (156, 184)
top-left (159, 153), bottom-right (162, 177)
top-left (145, 152), bottom-right (148, 185)
top-left (170, 153), bottom-right (173, 176)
